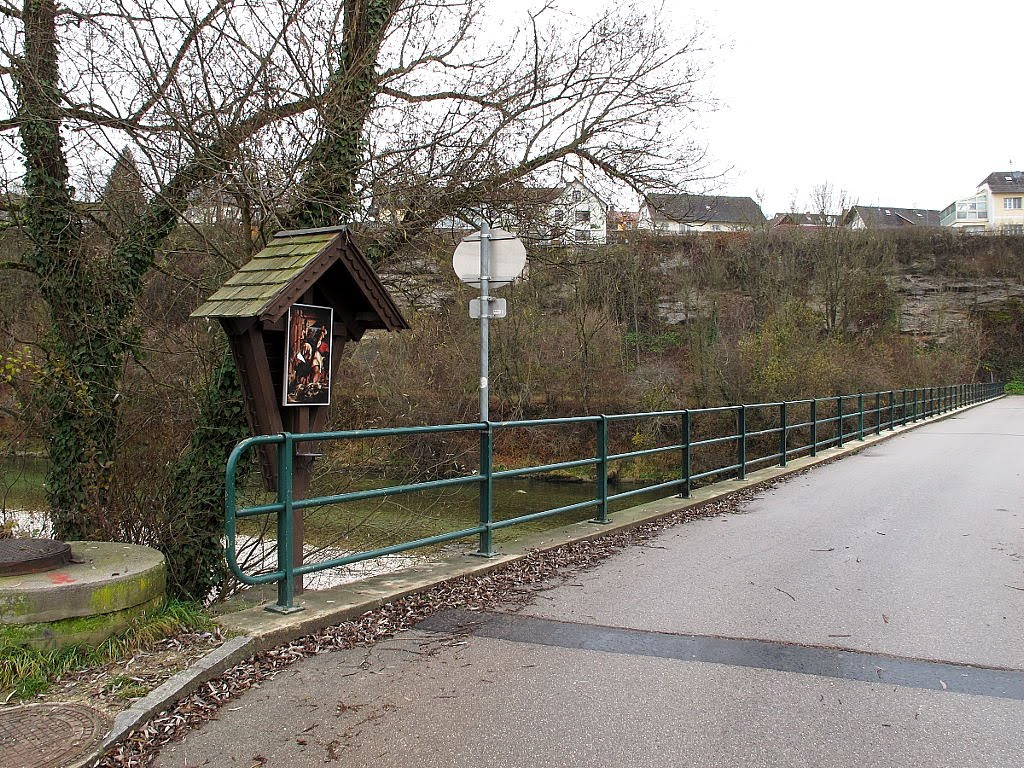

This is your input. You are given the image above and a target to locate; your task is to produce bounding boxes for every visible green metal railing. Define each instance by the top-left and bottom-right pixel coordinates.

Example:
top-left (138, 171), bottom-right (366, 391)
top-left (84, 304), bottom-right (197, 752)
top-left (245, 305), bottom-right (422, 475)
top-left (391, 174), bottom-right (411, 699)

top-left (225, 382), bottom-right (1005, 611)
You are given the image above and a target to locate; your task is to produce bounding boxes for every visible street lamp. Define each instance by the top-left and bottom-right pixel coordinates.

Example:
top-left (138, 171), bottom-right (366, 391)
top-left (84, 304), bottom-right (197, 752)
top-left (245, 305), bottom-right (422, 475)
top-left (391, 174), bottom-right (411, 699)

top-left (452, 222), bottom-right (527, 421)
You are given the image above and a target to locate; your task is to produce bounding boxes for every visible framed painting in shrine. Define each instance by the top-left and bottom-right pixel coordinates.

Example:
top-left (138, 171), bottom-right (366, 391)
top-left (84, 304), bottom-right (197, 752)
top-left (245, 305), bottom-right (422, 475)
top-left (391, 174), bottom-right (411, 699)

top-left (283, 303), bottom-right (333, 406)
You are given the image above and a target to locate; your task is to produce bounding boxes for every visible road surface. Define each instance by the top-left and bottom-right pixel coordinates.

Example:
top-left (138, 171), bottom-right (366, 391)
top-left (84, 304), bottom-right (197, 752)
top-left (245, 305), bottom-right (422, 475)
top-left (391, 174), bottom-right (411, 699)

top-left (155, 397), bottom-right (1024, 767)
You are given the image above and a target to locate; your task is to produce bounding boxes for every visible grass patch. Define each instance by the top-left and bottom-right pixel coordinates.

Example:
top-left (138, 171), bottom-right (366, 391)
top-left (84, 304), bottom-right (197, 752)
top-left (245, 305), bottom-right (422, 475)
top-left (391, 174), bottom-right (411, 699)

top-left (0, 599), bottom-right (214, 701)
top-left (1005, 379), bottom-right (1024, 395)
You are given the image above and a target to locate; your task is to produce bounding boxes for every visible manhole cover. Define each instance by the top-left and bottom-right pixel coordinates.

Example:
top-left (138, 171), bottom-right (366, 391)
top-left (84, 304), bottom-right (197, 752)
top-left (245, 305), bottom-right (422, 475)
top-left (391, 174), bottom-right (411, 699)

top-left (0, 539), bottom-right (72, 576)
top-left (0, 702), bottom-right (110, 768)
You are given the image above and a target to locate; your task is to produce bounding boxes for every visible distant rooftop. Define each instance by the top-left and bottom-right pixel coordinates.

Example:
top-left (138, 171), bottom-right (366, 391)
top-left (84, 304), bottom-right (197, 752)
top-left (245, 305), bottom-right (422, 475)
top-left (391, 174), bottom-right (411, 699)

top-left (980, 171), bottom-right (1024, 194)
top-left (844, 205), bottom-right (941, 228)
top-left (646, 194), bottom-right (766, 225)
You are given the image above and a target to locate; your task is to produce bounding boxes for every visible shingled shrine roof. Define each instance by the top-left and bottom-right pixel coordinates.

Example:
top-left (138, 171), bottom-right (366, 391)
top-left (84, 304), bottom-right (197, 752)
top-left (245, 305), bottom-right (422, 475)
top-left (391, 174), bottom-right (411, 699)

top-left (190, 226), bottom-right (408, 330)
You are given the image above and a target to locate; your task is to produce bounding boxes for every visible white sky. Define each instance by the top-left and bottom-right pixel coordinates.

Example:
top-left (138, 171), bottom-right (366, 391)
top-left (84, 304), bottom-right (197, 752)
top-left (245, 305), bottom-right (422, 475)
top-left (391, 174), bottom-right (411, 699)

top-left (500, 0), bottom-right (1024, 216)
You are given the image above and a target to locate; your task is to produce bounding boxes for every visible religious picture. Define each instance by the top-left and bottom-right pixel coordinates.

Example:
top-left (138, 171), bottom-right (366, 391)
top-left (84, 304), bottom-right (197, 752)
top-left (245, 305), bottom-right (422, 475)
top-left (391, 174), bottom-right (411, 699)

top-left (284, 304), bottom-right (333, 406)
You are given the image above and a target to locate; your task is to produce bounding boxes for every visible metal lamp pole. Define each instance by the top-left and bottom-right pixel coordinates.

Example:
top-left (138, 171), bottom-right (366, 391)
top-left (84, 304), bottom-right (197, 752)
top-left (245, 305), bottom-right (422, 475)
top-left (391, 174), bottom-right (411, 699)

top-left (479, 221), bottom-right (491, 422)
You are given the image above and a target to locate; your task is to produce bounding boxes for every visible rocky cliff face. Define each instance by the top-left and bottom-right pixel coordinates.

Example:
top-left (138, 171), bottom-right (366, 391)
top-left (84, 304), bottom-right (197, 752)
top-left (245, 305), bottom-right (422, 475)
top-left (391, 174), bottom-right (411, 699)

top-left (381, 236), bottom-right (1024, 359)
top-left (896, 274), bottom-right (1024, 339)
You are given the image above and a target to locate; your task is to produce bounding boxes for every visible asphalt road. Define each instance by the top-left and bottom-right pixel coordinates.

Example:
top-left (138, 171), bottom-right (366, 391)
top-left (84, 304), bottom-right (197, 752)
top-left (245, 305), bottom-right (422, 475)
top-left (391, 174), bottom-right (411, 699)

top-left (155, 397), bottom-right (1024, 768)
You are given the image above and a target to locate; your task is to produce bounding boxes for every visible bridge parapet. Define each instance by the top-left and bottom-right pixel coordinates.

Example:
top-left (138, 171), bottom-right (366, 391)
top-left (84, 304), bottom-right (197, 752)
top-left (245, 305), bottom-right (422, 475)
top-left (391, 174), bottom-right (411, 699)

top-left (224, 382), bottom-right (1005, 612)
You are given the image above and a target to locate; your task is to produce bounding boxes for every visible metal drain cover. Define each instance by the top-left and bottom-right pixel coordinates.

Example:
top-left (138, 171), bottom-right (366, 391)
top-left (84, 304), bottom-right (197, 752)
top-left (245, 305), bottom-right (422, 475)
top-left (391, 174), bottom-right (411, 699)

top-left (0, 702), bottom-right (110, 768)
top-left (0, 538), bottom-right (72, 576)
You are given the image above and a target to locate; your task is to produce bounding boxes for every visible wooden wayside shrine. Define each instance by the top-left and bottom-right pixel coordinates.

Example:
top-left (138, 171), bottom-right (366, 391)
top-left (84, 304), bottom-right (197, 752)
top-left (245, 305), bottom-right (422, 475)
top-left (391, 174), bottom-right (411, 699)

top-left (191, 225), bottom-right (408, 590)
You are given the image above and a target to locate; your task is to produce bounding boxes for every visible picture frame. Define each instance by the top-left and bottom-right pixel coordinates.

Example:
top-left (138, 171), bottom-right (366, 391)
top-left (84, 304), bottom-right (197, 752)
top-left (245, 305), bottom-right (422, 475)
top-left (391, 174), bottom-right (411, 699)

top-left (283, 303), bottom-right (333, 406)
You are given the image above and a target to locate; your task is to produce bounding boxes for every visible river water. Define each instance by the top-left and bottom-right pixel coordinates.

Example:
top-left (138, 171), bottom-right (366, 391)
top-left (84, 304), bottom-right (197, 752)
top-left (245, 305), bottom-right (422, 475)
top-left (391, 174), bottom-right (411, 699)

top-left (1, 455), bottom-right (672, 590)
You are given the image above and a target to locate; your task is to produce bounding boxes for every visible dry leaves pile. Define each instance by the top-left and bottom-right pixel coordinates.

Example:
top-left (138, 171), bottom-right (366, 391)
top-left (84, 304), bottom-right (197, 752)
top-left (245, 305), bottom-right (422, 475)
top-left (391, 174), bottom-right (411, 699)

top-left (34, 630), bottom-right (226, 716)
top-left (94, 476), bottom-right (795, 767)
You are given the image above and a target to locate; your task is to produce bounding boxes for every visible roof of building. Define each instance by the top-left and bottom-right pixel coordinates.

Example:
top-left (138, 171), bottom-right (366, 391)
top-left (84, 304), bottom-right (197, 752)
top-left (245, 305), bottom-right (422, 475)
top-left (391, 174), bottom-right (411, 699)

top-left (770, 212), bottom-right (840, 228)
top-left (191, 226), bottom-right (408, 330)
top-left (510, 180), bottom-right (606, 208)
top-left (843, 205), bottom-right (941, 228)
top-left (646, 194), bottom-right (766, 225)
top-left (980, 171), bottom-right (1024, 194)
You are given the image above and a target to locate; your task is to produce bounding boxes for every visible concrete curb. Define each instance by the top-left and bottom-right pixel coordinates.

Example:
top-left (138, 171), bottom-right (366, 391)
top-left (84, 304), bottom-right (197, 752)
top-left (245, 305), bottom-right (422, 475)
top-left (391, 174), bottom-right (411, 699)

top-left (69, 636), bottom-right (255, 768)
top-left (82, 394), bottom-right (1003, 764)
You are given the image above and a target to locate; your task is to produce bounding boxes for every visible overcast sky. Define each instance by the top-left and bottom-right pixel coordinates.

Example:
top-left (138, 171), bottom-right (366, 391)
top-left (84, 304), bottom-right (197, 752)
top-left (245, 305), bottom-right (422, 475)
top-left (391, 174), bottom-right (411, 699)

top-left (502, 0), bottom-right (1024, 216)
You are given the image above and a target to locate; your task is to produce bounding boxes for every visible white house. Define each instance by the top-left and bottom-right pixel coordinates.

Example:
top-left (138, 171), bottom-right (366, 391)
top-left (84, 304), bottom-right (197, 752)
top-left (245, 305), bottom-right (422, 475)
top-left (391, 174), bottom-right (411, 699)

top-left (637, 194), bottom-right (766, 234)
top-left (371, 179), bottom-right (608, 245)
top-left (940, 171), bottom-right (1024, 234)
top-left (533, 180), bottom-right (608, 245)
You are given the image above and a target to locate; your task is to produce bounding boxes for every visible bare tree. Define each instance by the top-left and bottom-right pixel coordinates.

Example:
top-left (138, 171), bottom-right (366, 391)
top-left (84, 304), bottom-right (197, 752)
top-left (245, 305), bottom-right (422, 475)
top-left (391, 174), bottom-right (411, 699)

top-left (810, 182), bottom-right (855, 334)
top-left (1, 0), bottom-right (712, 592)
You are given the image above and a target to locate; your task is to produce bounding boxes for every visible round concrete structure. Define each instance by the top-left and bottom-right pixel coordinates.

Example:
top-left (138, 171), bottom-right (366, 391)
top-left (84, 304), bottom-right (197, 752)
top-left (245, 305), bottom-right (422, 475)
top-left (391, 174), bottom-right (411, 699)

top-left (0, 541), bottom-right (166, 649)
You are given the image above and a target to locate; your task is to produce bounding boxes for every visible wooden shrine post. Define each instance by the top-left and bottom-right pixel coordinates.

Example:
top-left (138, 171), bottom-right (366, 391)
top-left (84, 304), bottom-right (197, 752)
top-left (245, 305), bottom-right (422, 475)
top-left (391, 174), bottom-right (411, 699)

top-left (191, 226), bottom-right (408, 594)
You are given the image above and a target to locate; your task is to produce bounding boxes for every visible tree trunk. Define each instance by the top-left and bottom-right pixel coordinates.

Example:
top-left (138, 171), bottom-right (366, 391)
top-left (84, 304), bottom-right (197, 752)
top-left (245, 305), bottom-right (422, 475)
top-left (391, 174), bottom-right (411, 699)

top-left (289, 0), bottom-right (399, 228)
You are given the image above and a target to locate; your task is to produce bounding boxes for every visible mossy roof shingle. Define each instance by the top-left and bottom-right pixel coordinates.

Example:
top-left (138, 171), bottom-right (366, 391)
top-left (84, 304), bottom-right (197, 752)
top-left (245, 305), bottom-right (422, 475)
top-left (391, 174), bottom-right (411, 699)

top-left (191, 232), bottom-right (336, 319)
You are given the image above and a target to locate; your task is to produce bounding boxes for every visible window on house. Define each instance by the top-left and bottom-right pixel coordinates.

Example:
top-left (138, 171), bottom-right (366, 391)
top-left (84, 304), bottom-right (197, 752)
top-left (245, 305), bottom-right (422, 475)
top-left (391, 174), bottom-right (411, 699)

top-left (1005, 197), bottom-right (1023, 209)
top-left (1004, 224), bottom-right (1024, 235)
top-left (575, 229), bottom-right (590, 241)
top-left (575, 210), bottom-right (589, 224)
top-left (570, 191), bottom-right (582, 203)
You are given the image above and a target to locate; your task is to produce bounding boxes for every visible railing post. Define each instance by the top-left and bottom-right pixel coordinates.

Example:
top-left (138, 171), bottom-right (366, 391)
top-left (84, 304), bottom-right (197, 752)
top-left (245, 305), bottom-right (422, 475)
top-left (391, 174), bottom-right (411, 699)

top-left (875, 392), bottom-right (881, 435)
top-left (680, 410), bottom-right (691, 499)
top-left (779, 401), bottom-right (787, 467)
top-left (737, 405), bottom-right (746, 480)
top-left (476, 423), bottom-right (495, 556)
top-left (810, 399), bottom-right (818, 457)
top-left (594, 416), bottom-right (610, 523)
top-left (268, 433), bottom-right (301, 614)
top-left (836, 396), bottom-right (844, 448)
top-left (857, 393), bottom-right (864, 440)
